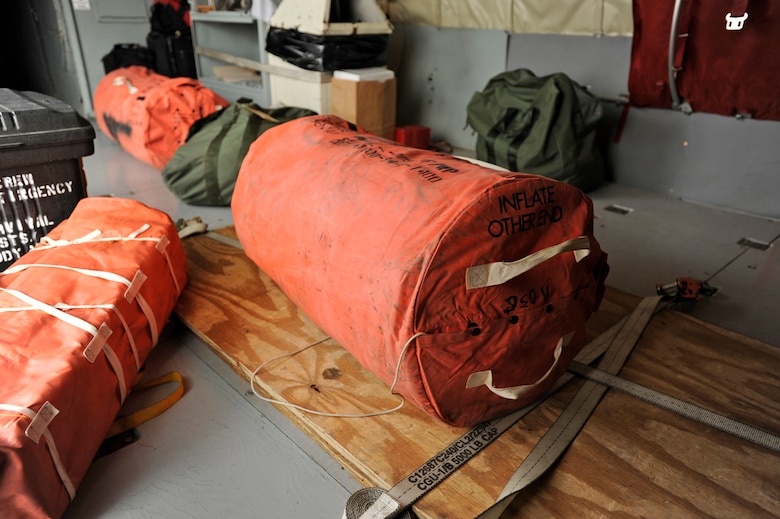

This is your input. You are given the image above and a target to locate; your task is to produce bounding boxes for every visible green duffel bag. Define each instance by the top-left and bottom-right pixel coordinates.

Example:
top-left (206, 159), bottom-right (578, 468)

top-left (466, 68), bottom-right (605, 192)
top-left (162, 99), bottom-right (316, 205)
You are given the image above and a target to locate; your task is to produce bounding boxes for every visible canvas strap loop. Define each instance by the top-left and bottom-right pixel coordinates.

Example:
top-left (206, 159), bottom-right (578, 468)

top-left (466, 332), bottom-right (574, 399)
top-left (106, 371), bottom-right (185, 438)
top-left (465, 236), bottom-right (590, 289)
top-left (25, 401), bottom-right (60, 444)
top-left (155, 234), bottom-right (170, 254)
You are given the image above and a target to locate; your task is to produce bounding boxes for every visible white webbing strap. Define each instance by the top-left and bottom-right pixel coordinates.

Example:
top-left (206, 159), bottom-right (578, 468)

top-left (0, 288), bottom-right (128, 401)
top-left (0, 402), bottom-right (76, 499)
top-left (128, 224), bottom-right (151, 238)
top-left (39, 229), bottom-right (102, 247)
top-left (56, 303), bottom-right (142, 371)
top-left (35, 226), bottom-right (183, 296)
top-left (155, 234), bottom-right (183, 296)
top-left (2, 301), bottom-right (143, 377)
top-left (0, 287), bottom-right (99, 336)
top-left (465, 332), bottom-right (574, 400)
top-left (466, 236), bottom-right (591, 290)
top-left (2, 263), bottom-right (159, 344)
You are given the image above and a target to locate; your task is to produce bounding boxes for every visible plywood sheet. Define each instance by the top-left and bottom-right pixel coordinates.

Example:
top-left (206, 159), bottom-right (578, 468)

top-left (175, 228), bottom-right (780, 519)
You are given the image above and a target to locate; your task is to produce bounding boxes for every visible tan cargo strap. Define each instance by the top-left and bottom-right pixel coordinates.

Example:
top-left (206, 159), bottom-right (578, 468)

top-left (342, 298), bottom-right (653, 519)
top-left (480, 294), bottom-right (663, 518)
top-left (568, 361), bottom-right (780, 453)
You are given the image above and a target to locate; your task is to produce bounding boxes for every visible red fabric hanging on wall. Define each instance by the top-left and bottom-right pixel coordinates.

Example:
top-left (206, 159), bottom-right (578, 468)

top-left (628, 0), bottom-right (780, 120)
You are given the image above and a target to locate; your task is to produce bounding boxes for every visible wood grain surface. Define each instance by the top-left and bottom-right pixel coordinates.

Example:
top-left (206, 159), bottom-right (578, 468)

top-left (175, 228), bottom-right (780, 519)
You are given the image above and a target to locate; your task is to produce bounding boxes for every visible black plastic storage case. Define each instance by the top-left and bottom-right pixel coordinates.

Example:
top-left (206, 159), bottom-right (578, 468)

top-left (0, 88), bottom-right (95, 270)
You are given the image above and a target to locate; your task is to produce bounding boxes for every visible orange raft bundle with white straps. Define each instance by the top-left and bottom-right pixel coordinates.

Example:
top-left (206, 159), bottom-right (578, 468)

top-left (232, 115), bottom-right (609, 427)
top-left (0, 197), bottom-right (188, 518)
top-left (93, 65), bottom-right (227, 170)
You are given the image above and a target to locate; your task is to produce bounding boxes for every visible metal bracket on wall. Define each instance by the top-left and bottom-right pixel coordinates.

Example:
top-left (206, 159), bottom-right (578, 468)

top-left (668, 0), bottom-right (693, 115)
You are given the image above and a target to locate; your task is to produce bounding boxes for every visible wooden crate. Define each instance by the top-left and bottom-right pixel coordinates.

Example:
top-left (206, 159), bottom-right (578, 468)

top-left (175, 227), bottom-right (780, 519)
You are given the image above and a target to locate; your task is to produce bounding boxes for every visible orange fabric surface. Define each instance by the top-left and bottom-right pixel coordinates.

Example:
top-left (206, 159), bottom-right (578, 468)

top-left (93, 66), bottom-right (227, 170)
top-left (232, 115), bottom-right (608, 427)
top-left (0, 197), bottom-right (187, 518)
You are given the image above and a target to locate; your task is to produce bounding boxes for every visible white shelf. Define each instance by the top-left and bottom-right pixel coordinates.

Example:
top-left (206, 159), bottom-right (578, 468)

top-left (190, 9), bottom-right (271, 105)
top-left (190, 10), bottom-right (255, 24)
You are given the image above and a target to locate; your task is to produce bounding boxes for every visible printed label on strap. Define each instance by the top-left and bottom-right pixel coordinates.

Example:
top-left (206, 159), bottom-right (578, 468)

top-left (25, 401), bottom-right (60, 444)
top-left (155, 234), bottom-right (170, 254)
top-left (124, 270), bottom-right (148, 303)
top-left (83, 322), bottom-right (113, 363)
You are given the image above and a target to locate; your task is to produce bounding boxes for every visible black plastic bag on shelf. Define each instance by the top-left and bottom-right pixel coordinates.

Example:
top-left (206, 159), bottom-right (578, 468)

top-left (265, 27), bottom-right (388, 72)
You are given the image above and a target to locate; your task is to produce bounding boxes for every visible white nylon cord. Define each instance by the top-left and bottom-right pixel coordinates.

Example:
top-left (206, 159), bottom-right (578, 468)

top-left (250, 332), bottom-right (428, 418)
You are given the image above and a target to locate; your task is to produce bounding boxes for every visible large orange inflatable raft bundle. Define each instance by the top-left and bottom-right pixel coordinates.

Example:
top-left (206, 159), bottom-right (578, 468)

top-left (93, 65), bottom-right (227, 170)
top-left (233, 115), bottom-right (609, 427)
top-left (0, 197), bottom-right (187, 518)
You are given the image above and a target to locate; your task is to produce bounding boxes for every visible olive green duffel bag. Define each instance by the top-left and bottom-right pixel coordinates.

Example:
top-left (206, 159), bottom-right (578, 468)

top-left (162, 99), bottom-right (315, 205)
top-left (467, 68), bottom-right (605, 192)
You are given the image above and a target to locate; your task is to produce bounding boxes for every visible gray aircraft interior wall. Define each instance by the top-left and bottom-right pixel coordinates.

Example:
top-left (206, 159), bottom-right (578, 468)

top-left (508, 33), bottom-right (780, 220)
top-left (16, 6), bottom-right (779, 220)
top-left (394, 27), bottom-right (780, 220)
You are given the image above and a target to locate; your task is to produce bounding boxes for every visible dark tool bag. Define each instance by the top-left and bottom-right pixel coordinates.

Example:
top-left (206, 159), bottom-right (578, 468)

top-left (467, 68), bottom-right (606, 192)
top-left (146, 31), bottom-right (197, 79)
top-left (147, 0), bottom-right (196, 78)
top-left (101, 43), bottom-right (156, 74)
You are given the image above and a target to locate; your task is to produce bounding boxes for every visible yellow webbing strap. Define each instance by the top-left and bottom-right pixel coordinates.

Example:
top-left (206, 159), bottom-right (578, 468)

top-left (106, 371), bottom-right (184, 438)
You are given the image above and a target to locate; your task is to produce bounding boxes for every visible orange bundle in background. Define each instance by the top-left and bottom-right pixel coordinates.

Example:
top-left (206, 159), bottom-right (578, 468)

top-left (93, 66), bottom-right (227, 170)
top-left (0, 197), bottom-right (188, 518)
top-left (232, 115), bottom-right (609, 427)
